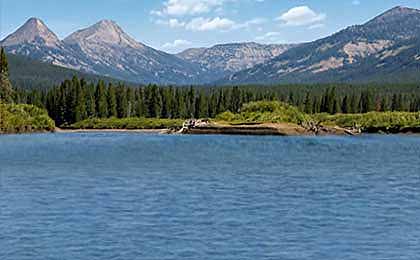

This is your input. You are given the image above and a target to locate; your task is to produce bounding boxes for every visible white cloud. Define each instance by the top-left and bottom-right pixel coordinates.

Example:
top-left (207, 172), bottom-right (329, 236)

top-left (168, 18), bottom-right (186, 28)
top-left (153, 0), bottom-right (232, 16)
top-left (162, 39), bottom-right (192, 52)
top-left (233, 18), bottom-right (267, 29)
top-left (255, 31), bottom-right (282, 42)
top-left (156, 16), bottom-right (265, 32)
top-left (153, 18), bottom-right (185, 28)
top-left (185, 17), bottom-right (236, 31)
top-left (277, 6), bottom-right (326, 26)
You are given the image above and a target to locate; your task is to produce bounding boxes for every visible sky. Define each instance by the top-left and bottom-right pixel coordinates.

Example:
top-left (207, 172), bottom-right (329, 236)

top-left (1, 0), bottom-right (420, 53)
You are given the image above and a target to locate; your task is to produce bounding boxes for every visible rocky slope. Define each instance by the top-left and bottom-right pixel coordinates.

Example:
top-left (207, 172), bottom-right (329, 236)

top-left (177, 42), bottom-right (294, 79)
top-left (1, 18), bottom-right (203, 85)
top-left (63, 20), bottom-right (202, 84)
top-left (221, 6), bottom-right (420, 84)
top-left (1, 18), bottom-right (86, 71)
top-left (4, 6), bottom-right (420, 86)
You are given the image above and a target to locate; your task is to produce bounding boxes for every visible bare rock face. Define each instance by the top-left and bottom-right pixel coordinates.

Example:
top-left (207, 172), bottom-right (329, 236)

top-left (1, 18), bottom-right (203, 84)
top-left (1, 18), bottom-right (87, 71)
top-left (221, 6), bottom-right (420, 85)
top-left (177, 42), bottom-right (295, 78)
top-left (64, 20), bottom-right (144, 49)
top-left (4, 6), bottom-right (420, 86)
top-left (2, 18), bottom-right (61, 48)
top-left (63, 20), bottom-right (202, 84)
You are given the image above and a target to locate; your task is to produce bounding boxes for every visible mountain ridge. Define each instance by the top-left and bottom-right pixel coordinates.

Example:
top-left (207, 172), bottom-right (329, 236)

top-left (3, 6), bottom-right (420, 86)
top-left (220, 6), bottom-right (420, 85)
top-left (1, 18), bottom-right (292, 85)
top-left (177, 42), bottom-right (296, 79)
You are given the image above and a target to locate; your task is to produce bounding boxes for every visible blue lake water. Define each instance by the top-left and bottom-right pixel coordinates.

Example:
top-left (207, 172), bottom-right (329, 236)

top-left (1, 133), bottom-right (420, 260)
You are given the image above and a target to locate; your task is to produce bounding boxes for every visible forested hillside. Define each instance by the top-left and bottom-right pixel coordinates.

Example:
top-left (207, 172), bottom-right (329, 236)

top-left (8, 53), bottom-right (124, 90)
top-left (15, 76), bottom-right (420, 127)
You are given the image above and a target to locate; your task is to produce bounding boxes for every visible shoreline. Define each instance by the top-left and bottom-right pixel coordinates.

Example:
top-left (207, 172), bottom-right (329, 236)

top-left (2, 128), bottom-right (419, 136)
top-left (3, 124), bottom-right (419, 136)
top-left (54, 128), bottom-right (167, 134)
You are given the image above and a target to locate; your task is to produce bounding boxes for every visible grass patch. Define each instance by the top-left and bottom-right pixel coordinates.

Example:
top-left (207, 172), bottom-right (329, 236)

top-left (0, 103), bottom-right (55, 134)
top-left (314, 112), bottom-right (420, 133)
top-left (216, 101), bottom-right (311, 125)
top-left (69, 117), bottom-right (184, 130)
top-left (215, 101), bottom-right (420, 134)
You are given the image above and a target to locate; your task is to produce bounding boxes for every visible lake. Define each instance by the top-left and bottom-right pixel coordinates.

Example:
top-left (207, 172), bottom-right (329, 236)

top-left (1, 133), bottom-right (420, 260)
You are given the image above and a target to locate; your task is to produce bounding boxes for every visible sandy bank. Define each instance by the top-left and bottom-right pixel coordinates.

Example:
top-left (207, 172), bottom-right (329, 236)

top-left (178, 122), bottom-right (357, 136)
top-left (55, 128), bottom-right (167, 134)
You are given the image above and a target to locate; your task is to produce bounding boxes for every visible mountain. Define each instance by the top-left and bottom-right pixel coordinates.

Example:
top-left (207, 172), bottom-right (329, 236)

top-left (63, 20), bottom-right (202, 84)
top-left (4, 7), bottom-right (420, 87)
top-left (1, 18), bottom-right (86, 71)
top-left (177, 42), bottom-right (295, 79)
top-left (1, 18), bottom-right (203, 85)
top-left (221, 6), bottom-right (420, 85)
top-left (312, 36), bottom-right (420, 83)
top-left (8, 53), bottom-right (126, 90)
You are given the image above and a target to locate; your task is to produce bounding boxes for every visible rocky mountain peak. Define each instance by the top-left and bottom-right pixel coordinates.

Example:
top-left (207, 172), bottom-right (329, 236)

top-left (367, 6), bottom-right (420, 25)
top-left (64, 19), bottom-right (143, 49)
top-left (1, 17), bottom-right (61, 47)
top-left (383, 6), bottom-right (418, 15)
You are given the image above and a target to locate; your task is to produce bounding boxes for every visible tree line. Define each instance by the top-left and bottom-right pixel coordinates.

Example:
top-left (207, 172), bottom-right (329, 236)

top-left (13, 76), bottom-right (420, 126)
top-left (0, 48), bottom-right (14, 103)
top-left (2, 47), bottom-right (419, 126)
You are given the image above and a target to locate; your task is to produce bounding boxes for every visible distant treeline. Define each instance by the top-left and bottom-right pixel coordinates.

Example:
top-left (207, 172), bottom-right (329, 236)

top-left (15, 76), bottom-right (420, 126)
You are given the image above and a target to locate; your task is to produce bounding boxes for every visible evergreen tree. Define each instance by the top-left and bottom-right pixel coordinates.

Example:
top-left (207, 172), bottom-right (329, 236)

top-left (95, 80), bottom-right (108, 118)
top-left (0, 48), bottom-right (13, 103)
top-left (107, 84), bottom-right (118, 117)
top-left (116, 84), bottom-right (128, 118)
top-left (303, 92), bottom-right (313, 114)
top-left (135, 88), bottom-right (147, 117)
top-left (186, 86), bottom-right (195, 118)
top-left (349, 94), bottom-right (357, 113)
top-left (341, 96), bottom-right (349, 114)
top-left (194, 90), bottom-right (208, 118)
top-left (86, 83), bottom-right (96, 118)
top-left (127, 87), bottom-right (136, 117)
top-left (391, 94), bottom-right (402, 111)
top-left (74, 76), bottom-right (87, 122)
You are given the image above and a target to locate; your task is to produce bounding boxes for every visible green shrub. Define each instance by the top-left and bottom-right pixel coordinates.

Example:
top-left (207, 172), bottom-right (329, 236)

top-left (216, 101), bottom-right (311, 125)
top-left (315, 112), bottom-right (420, 132)
top-left (0, 103), bottom-right (55, 133)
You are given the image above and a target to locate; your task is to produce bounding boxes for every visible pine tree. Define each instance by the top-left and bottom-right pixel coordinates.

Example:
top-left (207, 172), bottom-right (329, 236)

top-left (145, 85), bottom-right (161, 118)
top-left (186, 86), bottom-right (195, 118)
top-left (0, 48), bottom-right (13, 103)
top-left (328, 87), bottom-right (338, 114)
top-left (127, 87), bottom-right (136, 117)
top-left (231, 86), bottom-right (241, 113)
top-left (95, 80), bottom-right (108, 118)
top-left (391, 94), bottom-right (401, 111)
top-left (341, 96), bottom-right (349, 114)
top-left (116, 84), bottom-right (128, 118)
top-left (135, 88), bottom-right (147, 117)
top-left (74, 76), bottom-right (87, 123)
top-left (349, 94), bottom-right (357, 114)
top-left (160, 88), bottom-right (169, 118)
top-left (303, 92), bottom-right (313, 114)
top-left (107, 84), bottom-right (118, 117)
top-left (86, 83), bottom-right (96, 118)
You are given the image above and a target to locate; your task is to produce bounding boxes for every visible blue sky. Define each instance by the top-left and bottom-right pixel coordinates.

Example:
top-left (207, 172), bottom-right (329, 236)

top-left (1, 0), bottom-right (420, 53)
